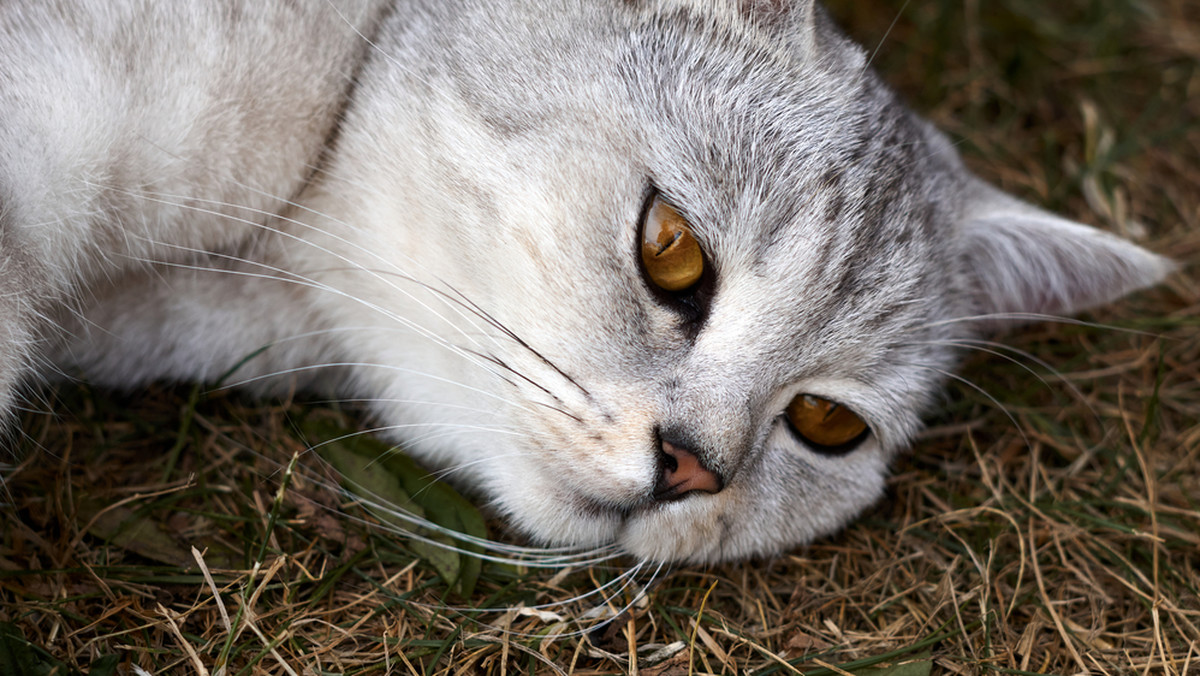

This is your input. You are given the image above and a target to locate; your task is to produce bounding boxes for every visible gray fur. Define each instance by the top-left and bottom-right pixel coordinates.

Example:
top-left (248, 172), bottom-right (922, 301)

top-left (0, 0), bottom-right (1171, 563)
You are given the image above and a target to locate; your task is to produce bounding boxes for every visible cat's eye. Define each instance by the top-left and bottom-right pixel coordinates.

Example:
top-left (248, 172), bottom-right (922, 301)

top-left (785, 394), bottom-right (869, 453)
top-left (641, 196), bottom-right (704, 292)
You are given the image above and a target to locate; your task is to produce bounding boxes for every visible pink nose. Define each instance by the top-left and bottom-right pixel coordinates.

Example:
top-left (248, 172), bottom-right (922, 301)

top-left (656, 440), bottom-right (723, 500)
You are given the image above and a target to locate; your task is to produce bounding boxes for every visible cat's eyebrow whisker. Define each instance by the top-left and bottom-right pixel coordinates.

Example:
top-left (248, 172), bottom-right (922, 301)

top-left (322, 0), bottom-right (464, 111)
top-left (862, 0), bottom-right (911, 71)
top-left (908, 338), bottom-right (1070, 394)
top-left (114, 154), bottom-right (516, 362)
top-left (96, 182), bottom-right (511, 370)
top-left (249, 325), bottom-right (506, 379)
top-left (909, 336), bottom-right (1111, 442)
top-left (900, 361), bottom-right (1032, 449)
top-left (922, 312), bottom-right (1168, 339)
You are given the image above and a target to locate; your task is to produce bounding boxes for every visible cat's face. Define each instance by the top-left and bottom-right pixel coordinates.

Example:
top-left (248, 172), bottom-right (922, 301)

top-left (304, 0), bottom-right (1169, 563)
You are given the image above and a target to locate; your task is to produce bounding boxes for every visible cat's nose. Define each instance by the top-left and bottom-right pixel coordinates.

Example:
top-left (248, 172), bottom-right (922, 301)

top-left (655, 439), bottom-right (723, 500)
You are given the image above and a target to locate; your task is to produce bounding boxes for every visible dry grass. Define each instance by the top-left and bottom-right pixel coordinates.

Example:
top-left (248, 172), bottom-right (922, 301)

top-left (3, 1), bottom-right (1198, 674)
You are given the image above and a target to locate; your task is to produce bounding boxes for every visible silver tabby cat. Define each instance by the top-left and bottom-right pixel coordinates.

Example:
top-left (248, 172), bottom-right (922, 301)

top-left (0, 0), bottom-right (1171, 563)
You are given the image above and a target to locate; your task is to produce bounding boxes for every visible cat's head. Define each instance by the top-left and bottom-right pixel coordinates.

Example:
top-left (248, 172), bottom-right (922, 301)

top-left (318, 0), bottom-right (1171, 562)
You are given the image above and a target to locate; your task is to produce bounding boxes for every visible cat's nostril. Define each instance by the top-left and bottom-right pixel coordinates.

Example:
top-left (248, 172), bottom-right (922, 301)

top-left (654, 440), bottom-right (723, 501)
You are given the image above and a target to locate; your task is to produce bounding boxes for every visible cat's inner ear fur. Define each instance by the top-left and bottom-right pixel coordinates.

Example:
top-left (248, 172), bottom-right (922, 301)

top-left (958, 182), bottom-right (1174, 330)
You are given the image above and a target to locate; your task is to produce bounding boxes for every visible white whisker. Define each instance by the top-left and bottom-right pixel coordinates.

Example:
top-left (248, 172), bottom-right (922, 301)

top-left (899, 360), bottom-right (1032, 449)
top-left (103, 185), bottom-right (505, 360)
top-left (923, 312), bottom-right (1166, 338)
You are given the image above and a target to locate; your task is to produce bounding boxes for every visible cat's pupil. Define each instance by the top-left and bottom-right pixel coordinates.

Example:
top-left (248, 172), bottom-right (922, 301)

top-left (785, 394), bottom-right (870, 454)
top-left (640, 196), bottom-right (704, 292)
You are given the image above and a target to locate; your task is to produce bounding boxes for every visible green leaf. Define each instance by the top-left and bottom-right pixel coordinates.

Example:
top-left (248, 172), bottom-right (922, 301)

top-left (850, 653), bottom-right (933, 676)
top-left (0, 621), bottom-right (79, 676)
top-left (306, 420), bottom-right (487, 595)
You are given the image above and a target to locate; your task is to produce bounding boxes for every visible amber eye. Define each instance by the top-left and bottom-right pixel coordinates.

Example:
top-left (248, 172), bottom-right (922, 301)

top-left (785, 394), bottom-right (870, 452)
top-left (640, 196), bottom-right (704, 292)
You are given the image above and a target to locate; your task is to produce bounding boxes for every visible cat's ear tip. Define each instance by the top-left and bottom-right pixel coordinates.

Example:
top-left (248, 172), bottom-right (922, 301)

top-left (959, 207), bottom-right (1176, 330)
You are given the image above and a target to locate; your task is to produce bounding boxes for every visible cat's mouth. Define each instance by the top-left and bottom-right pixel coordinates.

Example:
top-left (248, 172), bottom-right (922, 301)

top-left (568, 479), bottom-right (718, 525)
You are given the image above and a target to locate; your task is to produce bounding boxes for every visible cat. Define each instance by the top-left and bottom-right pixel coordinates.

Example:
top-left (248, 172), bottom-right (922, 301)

top-left (0, 0), bottom-right (1171, 564)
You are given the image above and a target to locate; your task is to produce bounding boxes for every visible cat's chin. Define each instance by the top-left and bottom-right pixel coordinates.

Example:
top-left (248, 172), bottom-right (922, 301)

top-left (616, 500), bottom-right (736, 564)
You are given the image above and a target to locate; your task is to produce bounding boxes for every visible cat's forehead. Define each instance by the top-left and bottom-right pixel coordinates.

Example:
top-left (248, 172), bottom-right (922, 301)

top-left (619, 0), bottom-right (954, 228)
top-left (618, 3), bottom-right (961, 316)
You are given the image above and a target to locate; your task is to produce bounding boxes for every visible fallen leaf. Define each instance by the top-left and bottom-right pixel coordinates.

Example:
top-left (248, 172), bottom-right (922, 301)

top-left (306, 420), bottom-right (487, 595)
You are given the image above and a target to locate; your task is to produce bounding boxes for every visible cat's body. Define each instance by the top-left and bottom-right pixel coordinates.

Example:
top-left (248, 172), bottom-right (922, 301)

top-left (0, 0), bottom-right (1170, 563)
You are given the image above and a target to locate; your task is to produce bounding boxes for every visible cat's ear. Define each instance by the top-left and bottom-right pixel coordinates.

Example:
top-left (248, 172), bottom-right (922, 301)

top-left (738, 0), bottom-right (814, 22)
top-left (958, 183), bottom-right (1174, 329)
top-left (737, 0), bottom-right (817, 39)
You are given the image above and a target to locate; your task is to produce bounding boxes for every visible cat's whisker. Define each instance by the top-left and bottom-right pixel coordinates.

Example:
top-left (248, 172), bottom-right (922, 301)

top-left (409, 451), bottom-right (539, 487)
top-left (908, 338), bottom-right (1056, 386)
top-left (114, 185), bottom-right (588, 420)
top-left (129, 167), bottom-right (515, 361)
top-left (413, 560), bottom-right (647, 618)
top-left (415, 561), bottom-right (663, 642)
top-left (228, 361), bottom-right (536, 412)
top-left (103, 184), bottom-right (506, 357)
top-left (95, 168), bottom-right (592, 427)
top-left (284, 461), bottom-right (626, 566)
top-left (283, 443), bottom-right (624, 565)
top-left (436, 285), bottom-right (593, 399)
top-left (117, 245), bottom-right (541, 412)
